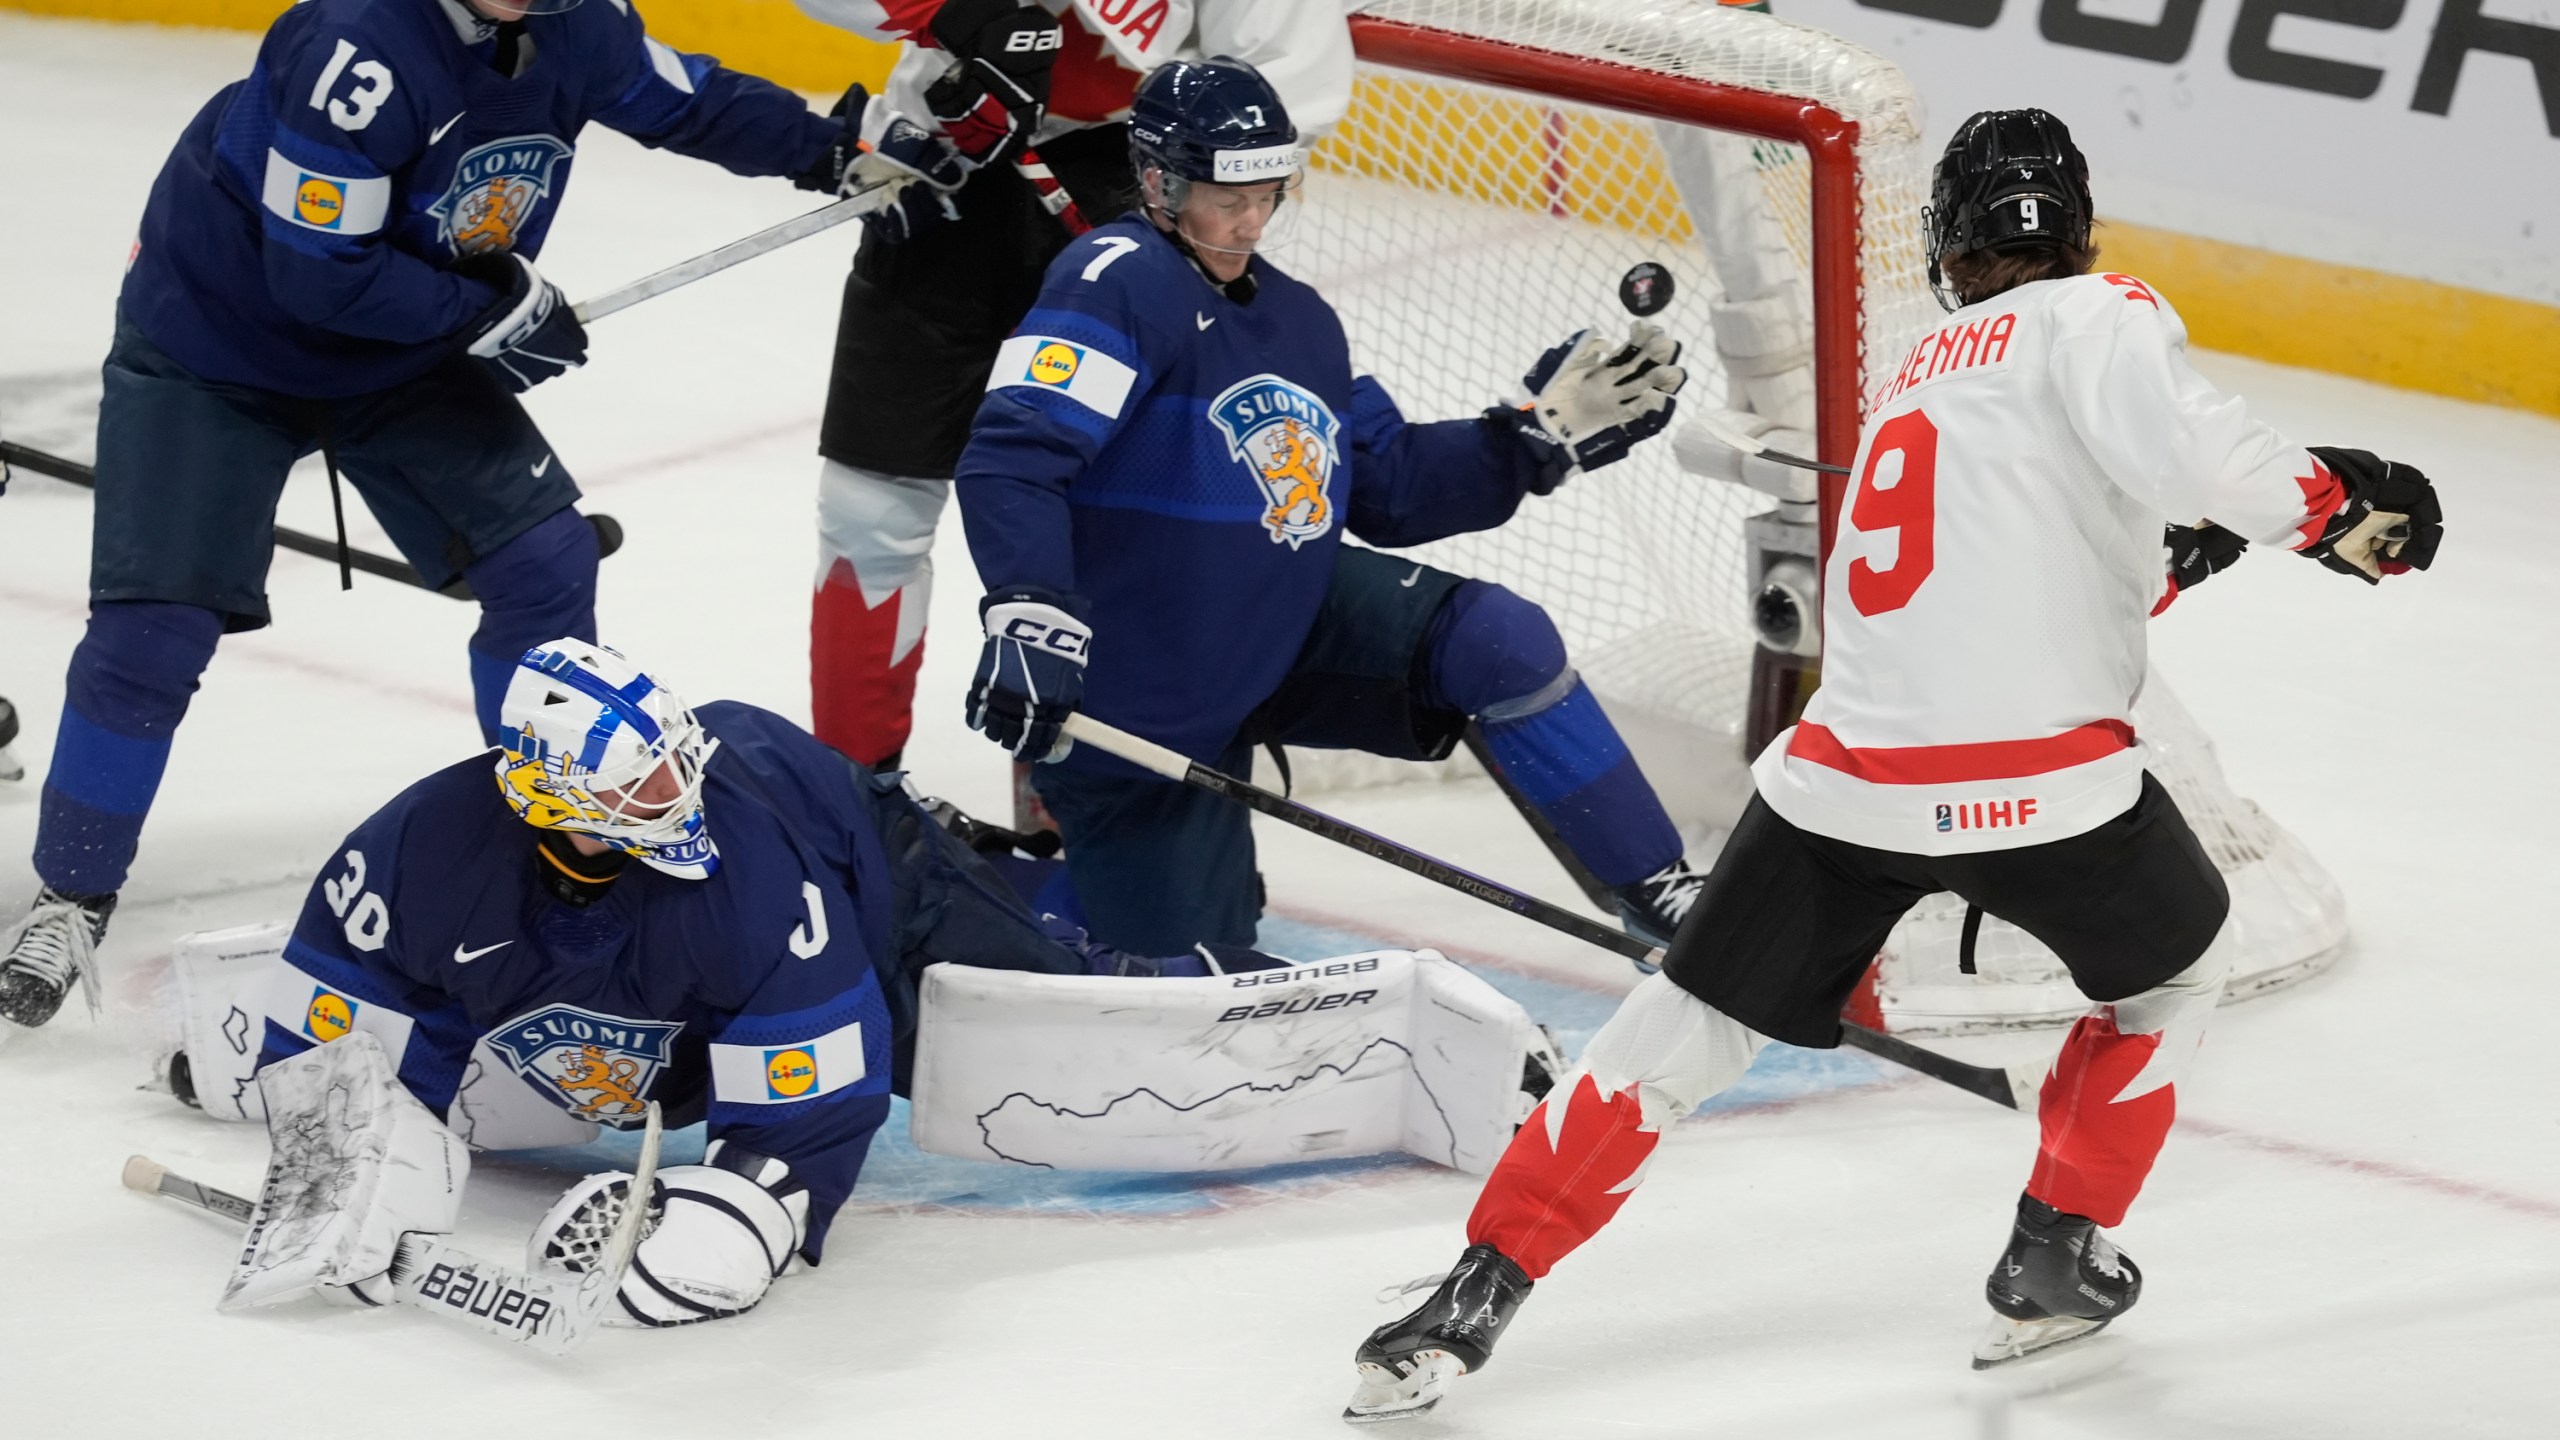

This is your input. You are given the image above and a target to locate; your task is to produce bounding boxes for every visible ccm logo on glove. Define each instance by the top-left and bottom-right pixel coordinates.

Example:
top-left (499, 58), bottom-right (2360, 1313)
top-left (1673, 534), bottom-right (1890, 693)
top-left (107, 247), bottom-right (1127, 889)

top-left (998, 613), bottom-right (1089, 658)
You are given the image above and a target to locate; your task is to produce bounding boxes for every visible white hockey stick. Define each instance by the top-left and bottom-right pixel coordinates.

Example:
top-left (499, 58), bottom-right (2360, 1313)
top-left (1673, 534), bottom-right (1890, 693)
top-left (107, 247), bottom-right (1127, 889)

top-left (121, 1100), bottom-right (663, 1357)
top-left (1688, 408), bottom-right (1852, 476)
top-left (570, 183), bottom-right (888, 325)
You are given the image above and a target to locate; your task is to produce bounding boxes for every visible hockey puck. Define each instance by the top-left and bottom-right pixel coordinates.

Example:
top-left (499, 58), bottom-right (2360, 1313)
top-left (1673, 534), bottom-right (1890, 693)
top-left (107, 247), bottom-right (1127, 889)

top-left (589, 512), bottom-right (625, 561)
top-left (1619, 261), bottom-right (1676, 317)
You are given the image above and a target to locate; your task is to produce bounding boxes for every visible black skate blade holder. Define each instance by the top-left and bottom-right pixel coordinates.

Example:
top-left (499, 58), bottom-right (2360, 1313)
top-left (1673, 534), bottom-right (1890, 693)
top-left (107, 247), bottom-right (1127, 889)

top-left (1063, 714), bottom-right (2043, 1111)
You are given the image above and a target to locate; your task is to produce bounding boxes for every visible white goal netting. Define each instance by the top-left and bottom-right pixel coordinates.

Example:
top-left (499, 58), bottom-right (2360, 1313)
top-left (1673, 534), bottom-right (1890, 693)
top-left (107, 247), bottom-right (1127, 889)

top-left (1274, 0), bottom-right (2345, 1034)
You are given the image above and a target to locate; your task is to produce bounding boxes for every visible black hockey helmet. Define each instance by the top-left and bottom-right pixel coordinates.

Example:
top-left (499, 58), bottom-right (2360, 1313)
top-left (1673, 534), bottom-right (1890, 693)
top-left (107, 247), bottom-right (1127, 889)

top-left (1924, 109), bottom-right (2093, 306)
top-left (1129, 56), bottom-right (1304, 194)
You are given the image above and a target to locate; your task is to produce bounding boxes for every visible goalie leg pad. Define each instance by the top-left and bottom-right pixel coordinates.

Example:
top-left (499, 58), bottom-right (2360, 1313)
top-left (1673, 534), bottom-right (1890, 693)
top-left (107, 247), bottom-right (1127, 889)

top-left (814, 461), bottom-right (950, 766)
top-left (222, 1031), bottom-right (469, 1311)
top-left (169, 921), bottom-right (291, 1122)
top-left (1466, 973), bottom-right (1767, 1278)
top-left (909, 950), bottom-right (1538, 1175)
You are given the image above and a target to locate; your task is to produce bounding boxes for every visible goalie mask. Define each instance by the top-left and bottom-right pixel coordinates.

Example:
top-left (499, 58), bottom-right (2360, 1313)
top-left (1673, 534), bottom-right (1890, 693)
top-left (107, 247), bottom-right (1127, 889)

top-left (494, 640), bottom-right (722, 880)
top-left (1924, 109), bottom-right (2093, 309)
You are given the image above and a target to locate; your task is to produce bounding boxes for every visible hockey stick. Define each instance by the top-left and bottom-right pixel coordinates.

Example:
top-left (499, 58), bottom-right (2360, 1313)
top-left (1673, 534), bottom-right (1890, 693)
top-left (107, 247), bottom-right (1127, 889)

top-left (3, 439), bottom-right (624, 601)
top-left (120, 1100), bottom-right (664, 1355)
top-left (571, 181), bottom-right (887, 325)
top-left (1687, 410), bottom-right (1852, 476)
top-left (1061, 714), bottom-right (2035, 1110)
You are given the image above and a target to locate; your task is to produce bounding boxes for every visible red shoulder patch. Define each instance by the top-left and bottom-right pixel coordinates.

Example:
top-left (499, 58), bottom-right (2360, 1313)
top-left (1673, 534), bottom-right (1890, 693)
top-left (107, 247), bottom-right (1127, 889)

top-left (2101, 274), bottom-right (2160, 308)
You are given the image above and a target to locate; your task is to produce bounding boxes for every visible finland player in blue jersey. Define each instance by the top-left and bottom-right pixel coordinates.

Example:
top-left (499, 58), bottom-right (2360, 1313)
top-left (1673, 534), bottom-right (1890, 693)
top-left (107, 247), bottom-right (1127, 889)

top-left (955, 58), bottom-right (1706, 957)
top-left (181, 638), bottom-right (1278, 1325)
top-left (0, 0), bottom-right (960, 1028)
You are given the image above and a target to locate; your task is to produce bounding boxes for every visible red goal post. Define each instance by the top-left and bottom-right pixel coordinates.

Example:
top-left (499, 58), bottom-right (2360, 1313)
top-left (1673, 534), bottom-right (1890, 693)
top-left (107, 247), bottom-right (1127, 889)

top-left (1346, 6), bottom-right (1870, 563)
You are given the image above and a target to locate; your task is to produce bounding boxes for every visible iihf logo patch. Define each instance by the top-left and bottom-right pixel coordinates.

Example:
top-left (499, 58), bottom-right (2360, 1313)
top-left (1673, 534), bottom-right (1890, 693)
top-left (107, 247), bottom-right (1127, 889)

top-left (484, 1004), bottom-right (682, 1127)
top-left (1207, 374), bottom-right (1341, 549)
top-left (430, 135), bottom-right (573, 256)
top-left (1935, 803), bottom-right (1954, 833)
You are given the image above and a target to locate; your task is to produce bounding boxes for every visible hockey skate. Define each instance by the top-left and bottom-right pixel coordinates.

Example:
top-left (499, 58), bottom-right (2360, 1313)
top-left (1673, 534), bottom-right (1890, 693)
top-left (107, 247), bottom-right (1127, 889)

top-left (0, 887), bottom-right (116, 1028)
top-left (0, 696), bottom-right (23, 782)
top-left (1344, 1243), bottom-right (1532, 1422)
top-left (1613, 857), bottom-right (1707, 955)
top-left (1973, 1193), bottom-right (2142, 1369)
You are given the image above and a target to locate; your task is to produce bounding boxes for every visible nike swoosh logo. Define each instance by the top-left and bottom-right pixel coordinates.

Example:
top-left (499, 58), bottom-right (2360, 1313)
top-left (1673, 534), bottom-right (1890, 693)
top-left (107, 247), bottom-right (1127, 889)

top-left (1400, 565), bottom-right (1424, 587)
top-left (531, 454), bottom-right (552, 477)
top-left (430, 112), bottom-right (465, 145)
top-left (1196, 312), bottom-right (1215, 331)
top-left (453, 940), bottom-right (512, 964)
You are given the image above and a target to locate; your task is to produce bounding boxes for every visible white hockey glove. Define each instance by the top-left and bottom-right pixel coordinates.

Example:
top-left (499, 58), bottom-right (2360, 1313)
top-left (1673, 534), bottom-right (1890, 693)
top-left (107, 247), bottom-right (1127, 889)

top-left (1505, 322), bottom-right (1686, 481)
top-left (531, 1140), bottom-right (809, 1328)
top-left (221, 1032), bottom-right (469, 1312)
top-left (1671, 405), bottom-right (1821, 505)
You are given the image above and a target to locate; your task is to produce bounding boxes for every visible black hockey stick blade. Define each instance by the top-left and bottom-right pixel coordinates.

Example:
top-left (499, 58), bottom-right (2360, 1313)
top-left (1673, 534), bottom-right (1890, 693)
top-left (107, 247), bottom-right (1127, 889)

top-left (1060, 715), bottom-right (2025, 1109)
top-left (5, 439), bottom-right (622, 602)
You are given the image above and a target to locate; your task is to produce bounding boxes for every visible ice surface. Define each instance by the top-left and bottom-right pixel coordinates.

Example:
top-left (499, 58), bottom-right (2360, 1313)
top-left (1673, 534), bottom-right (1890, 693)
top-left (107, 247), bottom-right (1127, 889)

top-left (3, 15), bottom-right (2556, 1437)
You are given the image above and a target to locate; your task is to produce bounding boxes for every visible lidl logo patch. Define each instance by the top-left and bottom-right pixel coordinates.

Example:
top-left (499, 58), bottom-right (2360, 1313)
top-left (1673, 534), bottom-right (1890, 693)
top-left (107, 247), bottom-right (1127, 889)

top-left (764, 1048), bottom-right (818, 1099)
top-left (295, 176), bottom-right (346, 229)
top-left (303, 987), bottom-right (356, 1042)
top-left (1029, 342), bottom-right (1082, 386)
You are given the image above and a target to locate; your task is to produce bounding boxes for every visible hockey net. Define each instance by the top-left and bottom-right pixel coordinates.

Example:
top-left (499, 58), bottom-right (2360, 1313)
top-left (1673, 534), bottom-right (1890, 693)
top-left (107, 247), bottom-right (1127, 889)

top-left (1278, 0), bottom-right (2345, 1034)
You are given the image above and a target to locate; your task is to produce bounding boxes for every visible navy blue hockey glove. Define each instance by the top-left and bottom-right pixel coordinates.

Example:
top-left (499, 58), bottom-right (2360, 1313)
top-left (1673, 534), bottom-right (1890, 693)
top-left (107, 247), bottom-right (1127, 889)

top-left (924, 0), bottom-right (1060, 170)
top-left (2164, 522), bottom-right (2248, 594)
top-left (967, 586), bottom-right (1091, 762)
top-left (2300, 446), bottom-right (2442, 585)
top-left (795, 84), bottom-right (967, 242)
top-left (1496, 322), bottom-right (1686, 484)
top-left (461, 253), bottom-right (587, 393)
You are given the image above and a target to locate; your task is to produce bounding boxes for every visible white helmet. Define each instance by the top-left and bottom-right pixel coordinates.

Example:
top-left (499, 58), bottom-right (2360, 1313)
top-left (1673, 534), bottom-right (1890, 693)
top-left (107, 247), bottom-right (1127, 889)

top-left (493, 639), bottom-right (721, 879)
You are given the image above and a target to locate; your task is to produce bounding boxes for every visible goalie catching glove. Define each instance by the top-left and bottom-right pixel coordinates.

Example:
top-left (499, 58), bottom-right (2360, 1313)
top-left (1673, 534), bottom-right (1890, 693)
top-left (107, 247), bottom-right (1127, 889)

top-left (2299, 446), bottom-right (2443, 584)
top-left (794, 83), bottom-right (969, 244)
top-left (966, 586), bottom-right (1090, 763)
top-left (1498, 322), bottom-right (1686, 483)
top-left (532, 1140), bottom-right (810, 1327)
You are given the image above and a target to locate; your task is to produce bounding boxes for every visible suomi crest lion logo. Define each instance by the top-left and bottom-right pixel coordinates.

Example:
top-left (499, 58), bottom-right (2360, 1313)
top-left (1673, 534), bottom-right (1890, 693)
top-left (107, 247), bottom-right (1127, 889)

top-left (1208, 375), bottom-right (1341, 550)
top-left (430, 135), bottom-right (573, 257)
top-left (484, 1004), bottom-right (681, 1127)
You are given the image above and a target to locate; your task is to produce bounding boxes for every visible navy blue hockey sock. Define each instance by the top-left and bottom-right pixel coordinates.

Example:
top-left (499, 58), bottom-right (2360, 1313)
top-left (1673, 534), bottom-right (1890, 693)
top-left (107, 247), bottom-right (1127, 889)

top-left (33, 601), bottom-right (224, 896)
top-left (1425, 582), bottom-right (1681, 887)
top-left (463, 507), bottom-right (598, 744)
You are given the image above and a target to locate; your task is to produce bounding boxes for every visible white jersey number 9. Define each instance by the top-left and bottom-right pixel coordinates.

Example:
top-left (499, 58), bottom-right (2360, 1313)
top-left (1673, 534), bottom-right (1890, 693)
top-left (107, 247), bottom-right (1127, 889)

top-left (1846, 409), bottom-right (1940, 617)
top-left (310, 38), bottom-right (396, 133)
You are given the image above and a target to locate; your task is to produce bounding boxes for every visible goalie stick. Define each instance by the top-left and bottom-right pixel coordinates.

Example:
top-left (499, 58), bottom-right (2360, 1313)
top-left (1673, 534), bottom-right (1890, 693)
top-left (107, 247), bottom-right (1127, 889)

top-left (120, 1101), bottom-right (664, 1356)
top-left (1060, 714), bottom-right (2041, 1110)
top-left (2, 439), bottom-right (624, 601)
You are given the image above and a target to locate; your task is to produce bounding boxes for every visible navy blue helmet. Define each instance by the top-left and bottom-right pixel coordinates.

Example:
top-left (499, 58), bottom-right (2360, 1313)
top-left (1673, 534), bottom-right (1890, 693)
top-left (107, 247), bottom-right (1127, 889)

top-left (1128, 56), bottom-right (1303, 189)
top-left (1924, 109), bottom-right (2093, 304)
